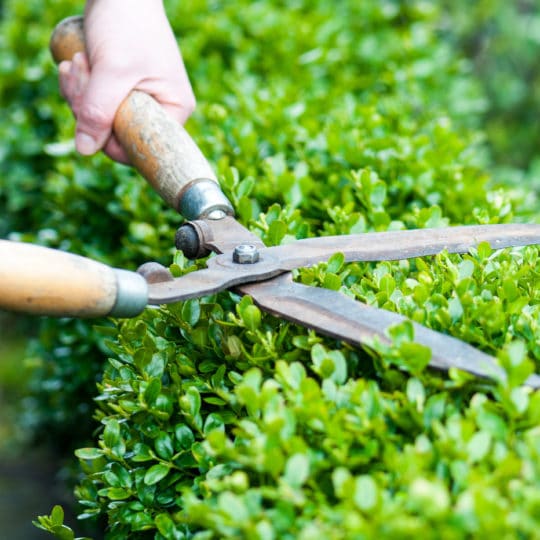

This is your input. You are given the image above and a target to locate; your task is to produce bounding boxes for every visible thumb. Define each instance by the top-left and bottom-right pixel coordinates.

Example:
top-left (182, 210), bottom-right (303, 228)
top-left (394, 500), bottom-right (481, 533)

top-left (75, 64), bottom-right (133, 156)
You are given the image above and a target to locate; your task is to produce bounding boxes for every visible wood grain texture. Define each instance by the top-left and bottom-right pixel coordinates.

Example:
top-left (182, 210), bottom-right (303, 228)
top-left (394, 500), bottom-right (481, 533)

top-left (50, 16), bottom-right (219, 212)
top-left (0, 240), bottom-right (117, 317)
top-left (113, 91), bottom-right (217, 210)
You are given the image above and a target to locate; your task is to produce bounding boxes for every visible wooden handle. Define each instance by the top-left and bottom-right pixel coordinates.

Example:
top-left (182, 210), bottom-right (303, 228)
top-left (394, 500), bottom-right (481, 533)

top-left (0, 240), bottom-right (147, 318)
top-left (50, 16), bottom-right (233, 219)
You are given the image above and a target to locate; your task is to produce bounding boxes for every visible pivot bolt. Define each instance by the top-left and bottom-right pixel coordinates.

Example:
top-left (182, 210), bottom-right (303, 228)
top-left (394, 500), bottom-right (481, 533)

top-left (233, 244), bottom-right (260, 264)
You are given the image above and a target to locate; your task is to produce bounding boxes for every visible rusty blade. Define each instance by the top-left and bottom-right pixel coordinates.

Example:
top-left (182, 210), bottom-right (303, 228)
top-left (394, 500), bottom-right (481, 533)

top-left (149, 223), bottom-right (540, 304)
top-left (194, 218), bottom-right (540, 261)
top-left (147, 260), bottom-right (284, 304)
top-left (239, 274), bottom-right (540, 389)
top-left (269, 223), bottom-right (540, 270)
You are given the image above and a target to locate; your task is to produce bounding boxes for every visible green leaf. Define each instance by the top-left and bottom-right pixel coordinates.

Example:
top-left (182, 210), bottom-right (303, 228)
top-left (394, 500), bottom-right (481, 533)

top-left (182, 299), bottom-right (201, 326)
top-left (144, 464), bottom-right (171, 486)
top-left (379, 274), bottom-right (395, 296)
top-left (204, 396), bottom-right (227, 406)
top-left (50, 525), bottom-right (75, 540)
top-left (204, 413), bottom-right (225, 435)
top-left (406, 378), bottom-right (425, 409)
top-left (218, 492), bottom-right (249, 521)
top-left (354, 475), bottom-right (378, 511)
top-left (153, 393), bottom-right (174, 419)
top-left (467, 431), bottom-right (492, 462)
top-left (327, 252), bottom-right (345, 274)
top-left (311, 344), bottom-right (347, 383)
top-left (510, 387), bottom-right (529, 415)
top-left (144, 378), bottom-right (161, 405)
top-left (241, 305), bottom-right (262, 331)
top-left (50, 505), bottom-right (64, 527)
top-left (369, 181), bottom-right (387, 208)
top-left (387, 320), bottom-right (415, 345)
top-left (98, 487), bottom-right (131, 500)
top-left (145, 353), bottom-right (166, 379)
top-left (237, 176), bottom-right (255, 198)
top-left (103, 419), bottom-right (121, 449)
top-left (155, 432), bottom-right (175, 460)
top-left (477, 409), bottom-right (507, 439)
top-left (74, 448), bottom-right (103, 460)
top-left (332, 467), bottom-right (352, 499)
top-left (267, 220), bottom-right (288, 246)
top-left (130, 512), bottom-right (154, 531)
top-left (458, 259), bottom-right (475, 279)
top-left (409, 478), bottom-right (450, 518)
top-left (284, 453), bottom-right (310, 488)
top-left (132, 443), bottom-right (154, 462)
top-left (180, 387), bottom-right (201, 417)
top-left (323, 273), bottom-right (342, 290)
top-left (448, 296), bottom-right (463, 321)
top-left (399, 342), bottom-right (432, 374)
top-left (175, 424), bottom-right (195, 450)
top-left (476, 241), bottom-right (492, 259)
top-left (155, 513), bottom-right (177, 538)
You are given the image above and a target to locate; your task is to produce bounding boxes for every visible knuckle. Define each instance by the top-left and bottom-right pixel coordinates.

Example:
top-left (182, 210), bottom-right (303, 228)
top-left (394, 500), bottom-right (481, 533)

top-left (77, 103), bottom-right (111, 131)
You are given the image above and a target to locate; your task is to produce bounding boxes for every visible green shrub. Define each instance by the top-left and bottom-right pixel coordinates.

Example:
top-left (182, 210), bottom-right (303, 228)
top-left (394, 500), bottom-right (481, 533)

top-left (441, 0), bottom-right (540, 173)
top-left (0, 0), bottom-right (182, 446)
top-left (1, 0), bottom-right (539, 538)
top-left (438, 0), bottom-right (540, 220)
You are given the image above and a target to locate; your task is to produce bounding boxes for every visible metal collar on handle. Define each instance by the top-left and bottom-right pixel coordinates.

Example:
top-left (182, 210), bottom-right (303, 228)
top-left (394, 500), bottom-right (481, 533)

top-left (178, 178), bottom-right (235, 221)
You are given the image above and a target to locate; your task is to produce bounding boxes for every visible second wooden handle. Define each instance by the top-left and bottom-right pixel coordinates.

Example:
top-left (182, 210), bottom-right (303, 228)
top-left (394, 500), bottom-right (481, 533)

top-left (0, 240), bottom-right (147, 318)
top-left (50, 16), bottom-right (232, 219)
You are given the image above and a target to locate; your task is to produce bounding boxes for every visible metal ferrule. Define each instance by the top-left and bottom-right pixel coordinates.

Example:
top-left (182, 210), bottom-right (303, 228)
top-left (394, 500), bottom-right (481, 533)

top-left (178, 178), bottom-right (235, 221)
top-left (110, 269), bottom-right (148, 318)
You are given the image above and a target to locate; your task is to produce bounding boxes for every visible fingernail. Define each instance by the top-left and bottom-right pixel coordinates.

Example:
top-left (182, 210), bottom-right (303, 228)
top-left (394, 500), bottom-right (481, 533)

top-left (58, 61), bottom-right (71, 75)
top-left (76, 132), bottom-right (98, 155)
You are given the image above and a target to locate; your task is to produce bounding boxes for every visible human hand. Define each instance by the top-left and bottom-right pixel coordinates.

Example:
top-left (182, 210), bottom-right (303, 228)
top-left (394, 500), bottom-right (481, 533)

top-left (58, 0), bottom-right (195, 163)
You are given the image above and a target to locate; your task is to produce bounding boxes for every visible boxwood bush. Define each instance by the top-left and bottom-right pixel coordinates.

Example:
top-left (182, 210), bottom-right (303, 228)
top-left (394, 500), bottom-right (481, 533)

top-left (440, 0), bottom-right (540, 219)
top-left (442, 0), bottom-right (540, 172)
top-left (1, 0), bottom-right (539, 538)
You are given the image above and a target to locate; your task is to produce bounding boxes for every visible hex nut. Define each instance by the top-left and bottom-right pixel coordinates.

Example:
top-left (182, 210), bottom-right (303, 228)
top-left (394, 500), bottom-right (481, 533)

top-left (232, 244), bottom-right (260, 264)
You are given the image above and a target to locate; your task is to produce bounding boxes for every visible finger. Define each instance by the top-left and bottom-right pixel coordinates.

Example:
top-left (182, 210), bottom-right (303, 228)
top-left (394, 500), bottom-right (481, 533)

top-left (103, 136), bottom-right (130, 165)
top-left (75, 62), bottom-right (134, 156)
top-left (71, 53), bottom-right (90, 97)
top-left (68, 53), bottom-right (91, 117)
top-left (58, 61), bottom-right (72, 101)
top-left (58, 53), bottom-right (91, 118)
top-left (161, 100), bottom-right (196, 126)
top-left (136, 73), bottom-right (196, 125)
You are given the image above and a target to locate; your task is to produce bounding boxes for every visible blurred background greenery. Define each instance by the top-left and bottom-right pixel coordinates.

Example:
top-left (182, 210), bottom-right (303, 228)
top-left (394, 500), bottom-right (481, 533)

top-left (443, 0), bottom-right (540, 173)
top-left (440, 0), bottom-right (540, 217)
top-left (0, 0), bottom-right (538, 537)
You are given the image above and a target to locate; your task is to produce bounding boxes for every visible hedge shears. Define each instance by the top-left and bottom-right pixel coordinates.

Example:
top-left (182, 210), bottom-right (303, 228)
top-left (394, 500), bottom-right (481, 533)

top-left (1, 16), bottom-right (540, 388)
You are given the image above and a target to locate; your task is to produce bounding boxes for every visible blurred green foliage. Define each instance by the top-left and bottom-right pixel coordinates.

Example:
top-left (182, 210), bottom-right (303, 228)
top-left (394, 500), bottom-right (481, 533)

top-left (0, 0), bottom-right (183, 447)
top-left (441, 0), bottom-right (540, 172)
top-left (439, 0), bottom-right (540, 221)
top-left (1, 0), bottom-right (539, 538)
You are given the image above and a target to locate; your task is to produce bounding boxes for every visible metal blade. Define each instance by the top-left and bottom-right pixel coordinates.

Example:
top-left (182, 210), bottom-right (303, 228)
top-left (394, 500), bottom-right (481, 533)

top-left (191, 219), bottom-right (540, 267)
top-left (269, 223), bottom-right (540, 270)
top-left (239, 274), bottom-right (540, 389)
top-left (151, 223), bottom-right (540, 304)
top-left (147, 263), bottom-right (284, 304)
